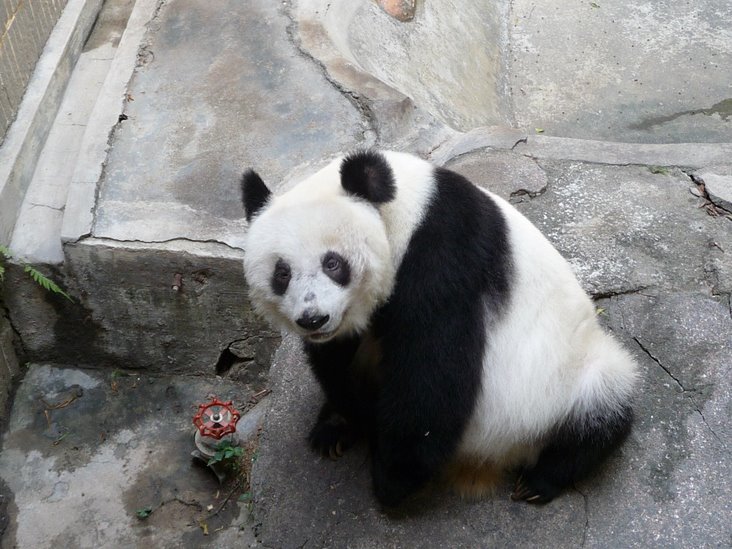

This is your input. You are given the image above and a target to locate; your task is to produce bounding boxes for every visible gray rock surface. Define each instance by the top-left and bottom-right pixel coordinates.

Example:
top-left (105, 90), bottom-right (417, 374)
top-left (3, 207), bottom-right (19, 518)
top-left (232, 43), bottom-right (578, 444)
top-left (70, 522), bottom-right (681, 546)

top-left (509, 0), bottom-right (732, 143)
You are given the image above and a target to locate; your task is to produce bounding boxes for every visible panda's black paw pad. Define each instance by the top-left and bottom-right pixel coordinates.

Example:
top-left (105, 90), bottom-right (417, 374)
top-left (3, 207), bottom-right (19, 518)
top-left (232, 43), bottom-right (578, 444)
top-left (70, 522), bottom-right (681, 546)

top-left (510, 472), bottom-right (559, 504)
top-left (308, 414), bottom-right (356, 460)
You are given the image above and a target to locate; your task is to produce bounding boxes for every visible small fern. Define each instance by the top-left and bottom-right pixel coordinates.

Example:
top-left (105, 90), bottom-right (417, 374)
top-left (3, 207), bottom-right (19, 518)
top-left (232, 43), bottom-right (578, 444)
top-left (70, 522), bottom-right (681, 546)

top-left (24, 265), bottom-right (72, 300)
top-left (0, 245), bottom-right (72, 301)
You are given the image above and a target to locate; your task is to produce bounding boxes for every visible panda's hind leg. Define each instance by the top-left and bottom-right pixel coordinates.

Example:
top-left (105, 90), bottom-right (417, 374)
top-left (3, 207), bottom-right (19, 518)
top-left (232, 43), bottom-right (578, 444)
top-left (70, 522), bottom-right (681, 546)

top-left (511, 404), bottom-right (633, 504)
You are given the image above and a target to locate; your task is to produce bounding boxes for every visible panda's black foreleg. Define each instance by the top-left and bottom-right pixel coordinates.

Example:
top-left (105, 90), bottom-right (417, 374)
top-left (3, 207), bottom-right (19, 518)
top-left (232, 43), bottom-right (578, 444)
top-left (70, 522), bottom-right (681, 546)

top-left (307, 401), bottom-right (359, 459)
top-left (368, 317), bottom-right (485, 508)
top-left (303, 335), bottom-right (367, 458)
top-left (512, 404), bottom-right (634, 503)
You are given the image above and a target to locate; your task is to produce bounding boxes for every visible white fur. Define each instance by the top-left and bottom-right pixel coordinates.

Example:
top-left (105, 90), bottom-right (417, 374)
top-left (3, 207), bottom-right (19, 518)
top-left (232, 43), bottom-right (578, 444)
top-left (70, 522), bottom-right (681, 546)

top-left (244, 158), bottom-right (394, 340)
top-left (458, 191), bottom-right (638, 464)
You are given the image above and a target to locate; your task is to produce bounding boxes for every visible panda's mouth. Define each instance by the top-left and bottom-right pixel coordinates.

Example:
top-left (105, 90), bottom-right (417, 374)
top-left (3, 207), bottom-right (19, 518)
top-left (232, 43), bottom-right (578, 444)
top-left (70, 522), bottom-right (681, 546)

top-left (306, 329), bottom-right (337, 343)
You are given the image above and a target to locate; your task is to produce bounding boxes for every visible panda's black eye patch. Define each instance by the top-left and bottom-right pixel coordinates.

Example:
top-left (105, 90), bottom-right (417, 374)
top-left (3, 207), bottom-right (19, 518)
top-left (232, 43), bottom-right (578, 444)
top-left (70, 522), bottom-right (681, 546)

top-left (271, 259), bottom-right (291, 296)
top-left (322, 251), bottom-right (350, 286)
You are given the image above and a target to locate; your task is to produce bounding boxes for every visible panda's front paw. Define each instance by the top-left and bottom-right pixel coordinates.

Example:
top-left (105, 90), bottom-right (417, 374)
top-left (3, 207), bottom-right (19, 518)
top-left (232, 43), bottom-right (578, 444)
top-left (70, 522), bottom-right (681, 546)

top-left (308, 410), bottom-right (357, 460)
top-left (511, 470), bottom-right (561, 504)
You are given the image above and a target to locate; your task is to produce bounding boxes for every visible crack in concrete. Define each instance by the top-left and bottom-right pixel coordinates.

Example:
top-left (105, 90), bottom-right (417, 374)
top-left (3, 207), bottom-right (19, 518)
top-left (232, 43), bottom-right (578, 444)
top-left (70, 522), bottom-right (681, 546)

top-left (574, 486), bottom-right (589, 548)
top-left (0, 302), bottom-right (27, 359)
top-left (88, 0), bottom-right (169, 238)
top-left (633, 337), bottom-right (723, 446)
top-left (424, 135), bottom-right (454, 160)
top-left (29, 203), bottom-right (64, 212)
top-left (510, 135), bottom-right (528, 150)
top-left (79, 235), bottom-right (244, 253)
top-left (510, 182), bottom-right (548, 201)
top-left (280, 2), bottom-right (377, 146)
top-left (591, 286), bottom-right (650, 301)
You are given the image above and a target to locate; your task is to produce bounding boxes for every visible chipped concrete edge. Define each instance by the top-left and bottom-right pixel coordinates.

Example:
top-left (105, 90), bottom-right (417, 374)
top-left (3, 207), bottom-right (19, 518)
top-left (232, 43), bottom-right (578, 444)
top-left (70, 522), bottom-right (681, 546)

top-left (430, 129), bottom-right (732, 169)
top-left (70, 235), bottom-right (246, 260)
top-left (61, 0), bottom-right (164, 244)
top-left (0, 0), bottom-right (104, 246)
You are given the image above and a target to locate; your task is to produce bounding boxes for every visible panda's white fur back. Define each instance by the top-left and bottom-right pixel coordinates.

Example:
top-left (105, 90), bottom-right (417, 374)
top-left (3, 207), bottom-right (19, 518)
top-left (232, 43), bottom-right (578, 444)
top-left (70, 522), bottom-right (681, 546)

top-left (459, 191), bottom-right (637, 463)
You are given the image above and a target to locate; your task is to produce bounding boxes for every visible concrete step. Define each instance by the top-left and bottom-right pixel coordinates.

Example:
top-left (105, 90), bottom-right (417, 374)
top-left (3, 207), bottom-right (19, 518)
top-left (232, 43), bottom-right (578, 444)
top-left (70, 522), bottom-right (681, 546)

top-left (0, 0), bottom-right (102, 247)
top-left (9, 0), bottom-right (151, 264)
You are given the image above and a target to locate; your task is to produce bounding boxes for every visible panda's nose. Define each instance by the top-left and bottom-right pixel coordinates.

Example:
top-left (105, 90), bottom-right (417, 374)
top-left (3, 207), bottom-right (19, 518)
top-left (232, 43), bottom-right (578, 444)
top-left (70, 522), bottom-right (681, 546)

top-left (296, 313), bottom-right (330, 331)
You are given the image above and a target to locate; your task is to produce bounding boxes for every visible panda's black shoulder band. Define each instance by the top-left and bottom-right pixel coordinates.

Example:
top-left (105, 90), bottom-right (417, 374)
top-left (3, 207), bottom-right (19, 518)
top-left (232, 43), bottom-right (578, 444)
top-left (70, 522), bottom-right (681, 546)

top-left (340, 150), bottom-right (396, 204)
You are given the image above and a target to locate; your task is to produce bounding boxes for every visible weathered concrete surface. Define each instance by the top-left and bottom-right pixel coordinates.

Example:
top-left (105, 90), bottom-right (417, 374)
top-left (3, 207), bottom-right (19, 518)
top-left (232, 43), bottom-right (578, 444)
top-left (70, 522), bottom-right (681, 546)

top-left (91, 0), bottom-right (367, 246)
top-left (61, 0), bottom-right (160, 245)
top-left (2, 239), bottom-right (279, 375)
top-left (302, 0), bottom-right (732, 142)
top-left (252, 154), bottom-right (732, 548)
top-left (341, 0), bottom-right (511, 131)
top-left (0, 315), bottom-right (20, 426)
top-left (449, 152), bottom-right (732, 297)
top-left (0, 364), bottom-right (261, 548)
top-left (0, 0), bottom-right (102, 246)
top-left (509, 0), bottom-right (732, 142)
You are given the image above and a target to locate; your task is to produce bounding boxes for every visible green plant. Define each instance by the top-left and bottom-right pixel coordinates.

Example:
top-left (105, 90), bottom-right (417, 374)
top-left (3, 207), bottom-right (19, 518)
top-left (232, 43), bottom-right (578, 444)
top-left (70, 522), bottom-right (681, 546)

top-left (0, 245), bottom-right (71, 300)
top-left (135, 506), bottom-right (153, 519)
top-left (207, 439), bottom-right (244, 466)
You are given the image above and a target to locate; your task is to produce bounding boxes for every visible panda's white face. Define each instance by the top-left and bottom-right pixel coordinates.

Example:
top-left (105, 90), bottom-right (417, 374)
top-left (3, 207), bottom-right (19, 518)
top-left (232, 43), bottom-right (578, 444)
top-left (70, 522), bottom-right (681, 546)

top-left (243, 169), bottom-right (395, 343)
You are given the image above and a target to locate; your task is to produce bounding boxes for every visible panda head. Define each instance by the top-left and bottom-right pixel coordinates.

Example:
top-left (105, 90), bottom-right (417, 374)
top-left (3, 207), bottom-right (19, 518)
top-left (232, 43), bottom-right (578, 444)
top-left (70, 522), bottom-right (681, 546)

top-left (242, 151), bottom-right (397, 343)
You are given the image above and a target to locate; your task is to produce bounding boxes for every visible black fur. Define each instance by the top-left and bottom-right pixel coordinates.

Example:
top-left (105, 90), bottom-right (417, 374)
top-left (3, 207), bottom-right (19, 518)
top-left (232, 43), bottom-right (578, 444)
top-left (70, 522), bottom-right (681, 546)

top-left (271, 258), bottom-right (291, 296)
top-left (340, 150), bottom-right (396, 204)
top-left (322, 251), bottom-right (351, 286)
top-left (242, 169), bottom-right (271, 221)
top-left (304, 335), bottom-right (371, 454)
top-left (512, 405), bottom-right (634, 503)
top-left (305, 167), bottom-right (513, 508)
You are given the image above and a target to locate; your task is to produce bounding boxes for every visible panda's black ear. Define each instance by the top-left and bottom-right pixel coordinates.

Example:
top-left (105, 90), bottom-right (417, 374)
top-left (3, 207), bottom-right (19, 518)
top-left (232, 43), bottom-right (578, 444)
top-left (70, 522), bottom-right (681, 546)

top-left (241, 169), bottom-right (272, 222)
top-left (340, 150), bottom-right (396, 204)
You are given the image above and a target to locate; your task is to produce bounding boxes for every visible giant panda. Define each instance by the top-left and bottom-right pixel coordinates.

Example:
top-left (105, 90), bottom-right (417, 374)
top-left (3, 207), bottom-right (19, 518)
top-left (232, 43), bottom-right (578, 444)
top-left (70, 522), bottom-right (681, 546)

top-left (241, 150), bottom-right (638, 508)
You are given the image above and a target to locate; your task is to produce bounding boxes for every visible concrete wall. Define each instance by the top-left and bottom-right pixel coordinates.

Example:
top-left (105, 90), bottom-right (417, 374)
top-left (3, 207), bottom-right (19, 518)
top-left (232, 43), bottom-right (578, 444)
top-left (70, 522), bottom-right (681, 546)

top-left (0, 0), bottom-right (70, 143)
top-left (344, 0), bottom-right (511, 131)
top-left (2, 239), bottom-right (279, 377)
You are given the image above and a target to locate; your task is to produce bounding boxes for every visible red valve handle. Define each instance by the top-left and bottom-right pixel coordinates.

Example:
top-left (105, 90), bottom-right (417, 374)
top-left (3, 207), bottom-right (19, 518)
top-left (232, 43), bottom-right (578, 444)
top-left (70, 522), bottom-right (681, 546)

top-left (192, 397), bottom-right (241, 439)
